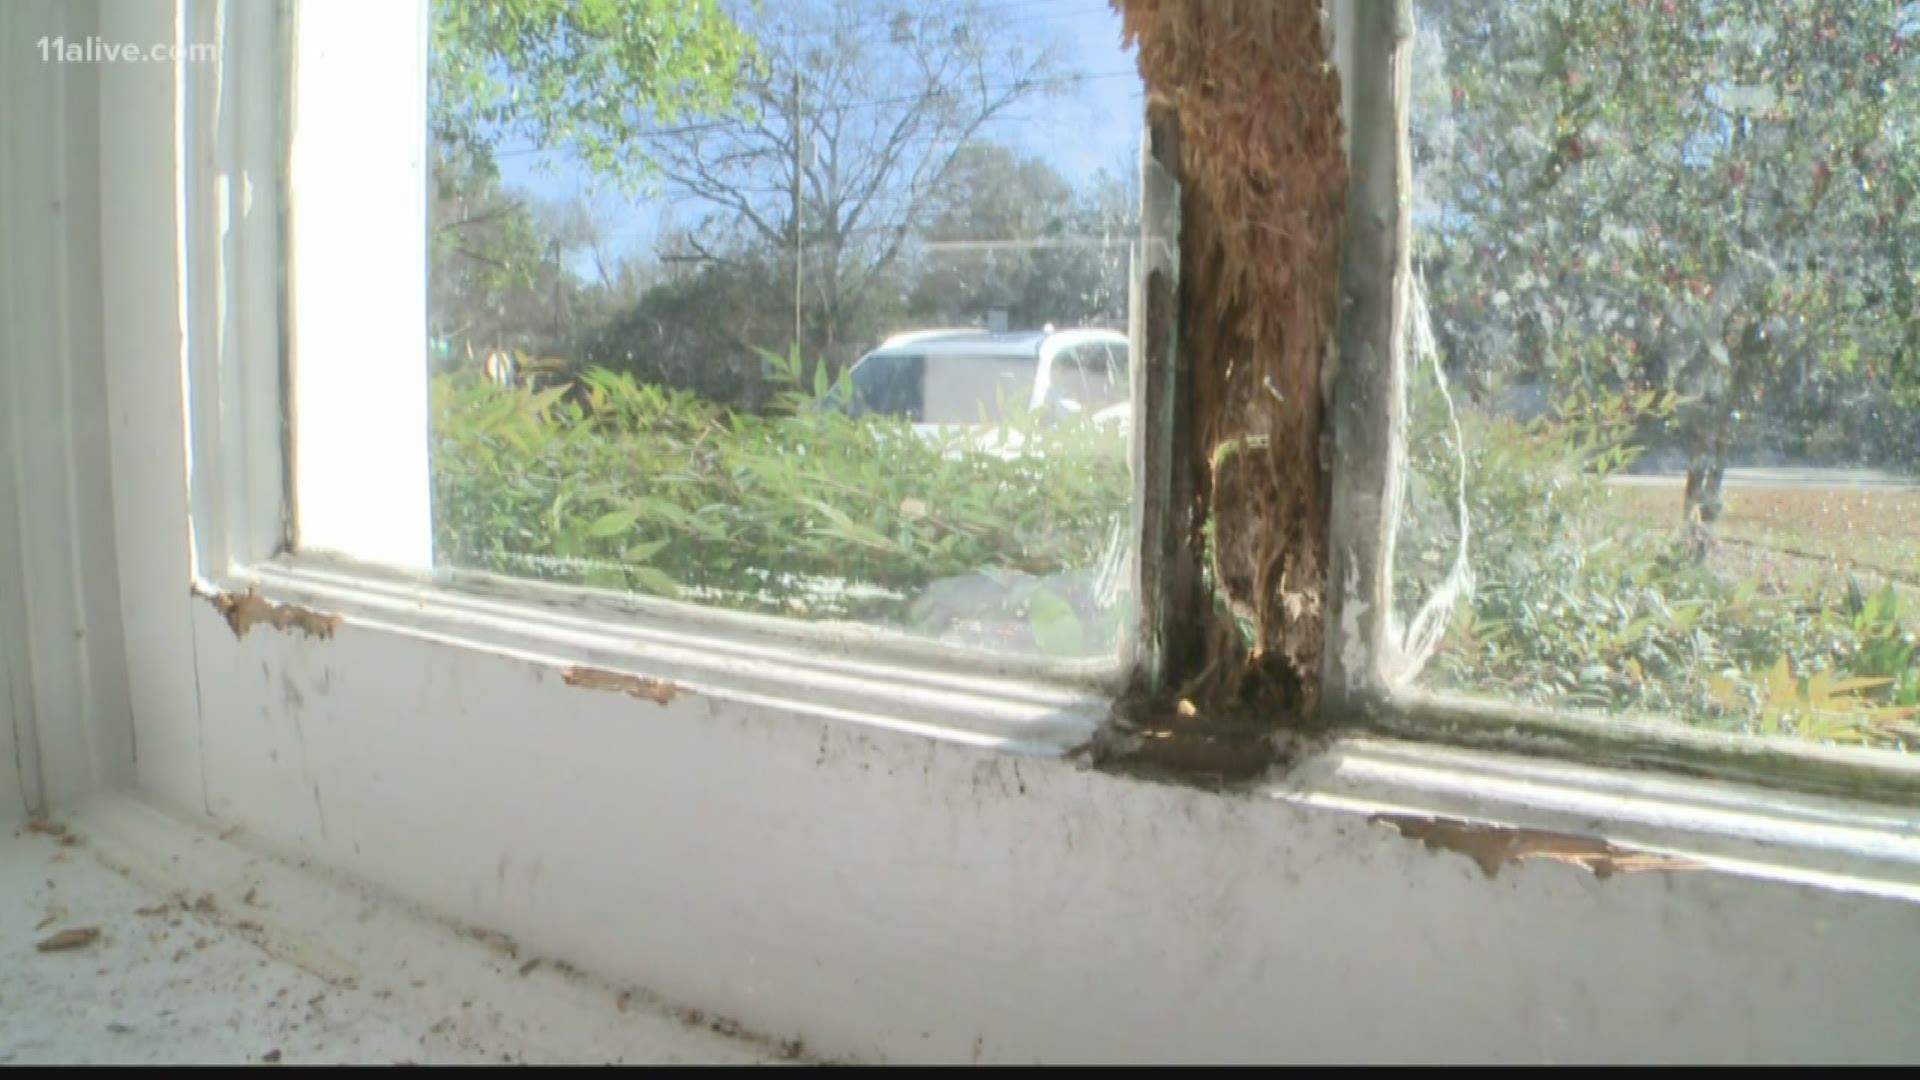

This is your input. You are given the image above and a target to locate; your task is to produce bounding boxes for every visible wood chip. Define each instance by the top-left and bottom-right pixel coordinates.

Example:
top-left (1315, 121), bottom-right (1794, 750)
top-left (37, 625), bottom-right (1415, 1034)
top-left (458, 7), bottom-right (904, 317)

top-left (36, 927), bottom-right (102, 952)
top-left (1374, 814), bottom-right (1702, 880)
top-left (208, 587), bottom-right (342, 640)
top-left (560, 665), bottom-right (681, 705)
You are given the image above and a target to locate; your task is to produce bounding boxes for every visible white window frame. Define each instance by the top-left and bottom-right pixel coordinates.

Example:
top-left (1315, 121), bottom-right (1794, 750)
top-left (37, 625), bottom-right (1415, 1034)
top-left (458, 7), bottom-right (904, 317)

top-left (184, 0), bottom-right (1127, 755)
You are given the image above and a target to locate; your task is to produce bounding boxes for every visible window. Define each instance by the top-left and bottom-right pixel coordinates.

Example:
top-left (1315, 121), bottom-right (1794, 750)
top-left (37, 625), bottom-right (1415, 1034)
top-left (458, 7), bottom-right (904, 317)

top-left (406, 0), bottom-right (1144, 663)
top-left (1372, 0), bottom-right (1920, 759)
top-left (258, 0), bottom-right (1920, 793)
top-left (844, 350), bottom-right (927, 421)
top-left (69, 2), bottom-right (1920, 1065)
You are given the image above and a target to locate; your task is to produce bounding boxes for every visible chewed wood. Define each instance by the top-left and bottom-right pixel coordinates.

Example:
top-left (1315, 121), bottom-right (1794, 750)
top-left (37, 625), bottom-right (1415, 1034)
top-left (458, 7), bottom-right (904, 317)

top-left (1117, 0), bottom-right (1346, 714)
top-left (560, 665), bottom-right (681, 706)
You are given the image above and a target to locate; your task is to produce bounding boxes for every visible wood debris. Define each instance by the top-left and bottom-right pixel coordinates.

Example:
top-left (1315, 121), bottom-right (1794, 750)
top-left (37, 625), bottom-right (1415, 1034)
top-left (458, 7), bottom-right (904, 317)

top-left (36, 927), bottom-right (102, 952)
top-left (1374, 814), bottom-right (1703, 880)
top-left (561, 665), bottom-right (681, 705)
top-left (208, 587), bottom-right (343, 641)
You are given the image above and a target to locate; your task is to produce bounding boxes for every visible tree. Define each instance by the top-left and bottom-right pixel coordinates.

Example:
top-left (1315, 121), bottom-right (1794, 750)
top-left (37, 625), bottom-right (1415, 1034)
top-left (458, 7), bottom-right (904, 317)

top-left (430, 0), bottom-right (758, 191)
top-left (427, 0), bottom-right (757, 365)
top-left (429, 142), bottom-right (564, 357)
top-left (647, 0), bottom-right (1070, 367)
top-left (573, 252), bottom-right (800, 410)
top-left (1414, 0), bottom-right (1920, 530)
top-left (905, 142), bottom-right (1136, 331)
top-left (430, 148), bottom-right (659, 362)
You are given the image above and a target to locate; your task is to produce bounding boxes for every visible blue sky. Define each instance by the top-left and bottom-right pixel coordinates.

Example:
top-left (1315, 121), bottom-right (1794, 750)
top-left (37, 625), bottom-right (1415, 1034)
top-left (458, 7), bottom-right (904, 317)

top-left (491, 0), bottom-right (1143, 271)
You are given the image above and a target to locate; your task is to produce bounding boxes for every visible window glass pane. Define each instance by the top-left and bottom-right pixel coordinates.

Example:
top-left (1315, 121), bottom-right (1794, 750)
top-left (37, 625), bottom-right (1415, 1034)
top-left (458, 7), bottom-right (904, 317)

top-left (1403, 1), bottom-right (1920, 745)
top-left (425, 0), bottom-right (1143, 660)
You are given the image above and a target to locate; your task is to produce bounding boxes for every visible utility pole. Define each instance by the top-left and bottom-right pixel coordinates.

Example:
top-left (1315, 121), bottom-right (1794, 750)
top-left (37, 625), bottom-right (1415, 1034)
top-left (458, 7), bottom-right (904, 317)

top-left (791, 60), bottom-right (804, 357)
top-left (547, 238), bottom-right (563, 349)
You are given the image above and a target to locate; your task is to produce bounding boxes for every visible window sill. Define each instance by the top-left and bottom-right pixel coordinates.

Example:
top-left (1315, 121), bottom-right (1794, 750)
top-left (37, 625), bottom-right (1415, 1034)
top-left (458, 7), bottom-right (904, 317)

top-left (213, 555), bottom-right (1920, 900)
top-left (148, 558), bottom-right (1920, 1063)
top-left (210, 554), bottom-right (1113, 757)
top-left (1370, 688), bottom-right (1920, 808)
top-left (1277, 736), bottom-right (1920, 901)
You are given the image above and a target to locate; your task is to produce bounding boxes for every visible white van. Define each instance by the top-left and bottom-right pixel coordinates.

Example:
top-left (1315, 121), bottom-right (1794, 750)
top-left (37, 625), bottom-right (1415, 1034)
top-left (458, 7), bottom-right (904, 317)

top-left (838, 328), bottom-right (1131, 450)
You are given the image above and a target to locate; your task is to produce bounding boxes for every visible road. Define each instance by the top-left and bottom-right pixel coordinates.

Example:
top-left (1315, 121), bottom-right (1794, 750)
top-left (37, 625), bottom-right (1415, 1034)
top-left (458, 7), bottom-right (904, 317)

top-left (1610, 467), bottom-right (1919, 492)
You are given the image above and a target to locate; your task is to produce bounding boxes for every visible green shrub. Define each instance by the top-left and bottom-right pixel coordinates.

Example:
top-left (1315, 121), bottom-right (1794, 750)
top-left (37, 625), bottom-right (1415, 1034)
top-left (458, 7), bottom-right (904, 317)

top-left (1402, 374), bottom-right (1920, 747)
top-left (430, 342), bottom-right (1918, 733)
top-left (429, 351), bottom-right (1133, 656)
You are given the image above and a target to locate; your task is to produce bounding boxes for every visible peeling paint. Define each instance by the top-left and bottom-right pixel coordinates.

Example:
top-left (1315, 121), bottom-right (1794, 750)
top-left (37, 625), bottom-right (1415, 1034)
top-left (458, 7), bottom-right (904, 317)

top-left (204, 587), bottom-right (342, 641)
top-left (560, 665), bottom-right (681, 706)
top-left (1372, 813), bottom-right (1703, 880)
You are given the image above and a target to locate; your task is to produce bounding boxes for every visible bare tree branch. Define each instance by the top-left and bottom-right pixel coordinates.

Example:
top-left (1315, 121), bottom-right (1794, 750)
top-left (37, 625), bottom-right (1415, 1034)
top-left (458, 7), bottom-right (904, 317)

top-left (646, 0), bottom-right (1073, 357)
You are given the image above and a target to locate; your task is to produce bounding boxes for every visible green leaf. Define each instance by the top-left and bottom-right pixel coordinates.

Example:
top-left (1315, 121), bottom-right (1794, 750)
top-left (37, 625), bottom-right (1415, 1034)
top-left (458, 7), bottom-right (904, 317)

top-left (586, 508), bottom-right (639, 538)
top-left (527, 384), bottom-right (571, 417)
top-left (584, 568), bottom-right (626, 591)
top-left (629, 566), bottom-right (682, 598)
top-left (798, 497), bottom-right (855, 531)
top-left (621, 538), bottom-right (670, 564)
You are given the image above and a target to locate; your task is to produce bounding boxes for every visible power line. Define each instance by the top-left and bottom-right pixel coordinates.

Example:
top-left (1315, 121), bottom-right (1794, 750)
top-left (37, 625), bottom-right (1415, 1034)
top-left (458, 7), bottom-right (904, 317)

top-left (488, 69), bottom-right (1142, 159)
top-left (767, 0), bottom-right (1122, 46)
top-left (920, 236), bottom-right (1137, 252)
top-left (738, 0), bottom-right (1115, 37)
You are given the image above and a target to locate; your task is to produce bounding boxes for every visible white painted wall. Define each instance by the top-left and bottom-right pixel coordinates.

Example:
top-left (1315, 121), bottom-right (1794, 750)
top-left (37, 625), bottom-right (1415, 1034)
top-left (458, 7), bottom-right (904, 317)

top-left (10, 0), bottom-right (1916, 1065)
top-left (0, 627), bottom-right (28, 824)
top-left (0, 0), bottom-right (137, 824)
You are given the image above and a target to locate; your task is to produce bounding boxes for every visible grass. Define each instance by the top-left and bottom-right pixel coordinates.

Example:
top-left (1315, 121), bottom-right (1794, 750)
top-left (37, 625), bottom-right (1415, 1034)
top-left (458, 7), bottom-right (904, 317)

top-left (1606, 483), bottom-right (1920, 584)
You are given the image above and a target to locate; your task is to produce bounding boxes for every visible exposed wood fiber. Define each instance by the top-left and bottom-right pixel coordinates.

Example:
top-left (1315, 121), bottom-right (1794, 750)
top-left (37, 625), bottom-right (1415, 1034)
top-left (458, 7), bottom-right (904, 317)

top-left (560, 665), bottom-right (682, 706)
top-left (1372, 815), bottom-right (1705, 881)
top-left (206, 587), bottom-right (343, 641)
top-left (1116, 0), bottom-right (1347, 715)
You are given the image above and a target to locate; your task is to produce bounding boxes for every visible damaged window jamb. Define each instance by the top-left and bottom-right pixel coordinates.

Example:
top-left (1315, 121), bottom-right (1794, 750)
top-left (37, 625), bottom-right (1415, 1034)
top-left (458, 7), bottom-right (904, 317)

top-left (1092, 0), bottom-right (1353, 782)
top-left (1114, 0), bottom-right (1349, 727)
